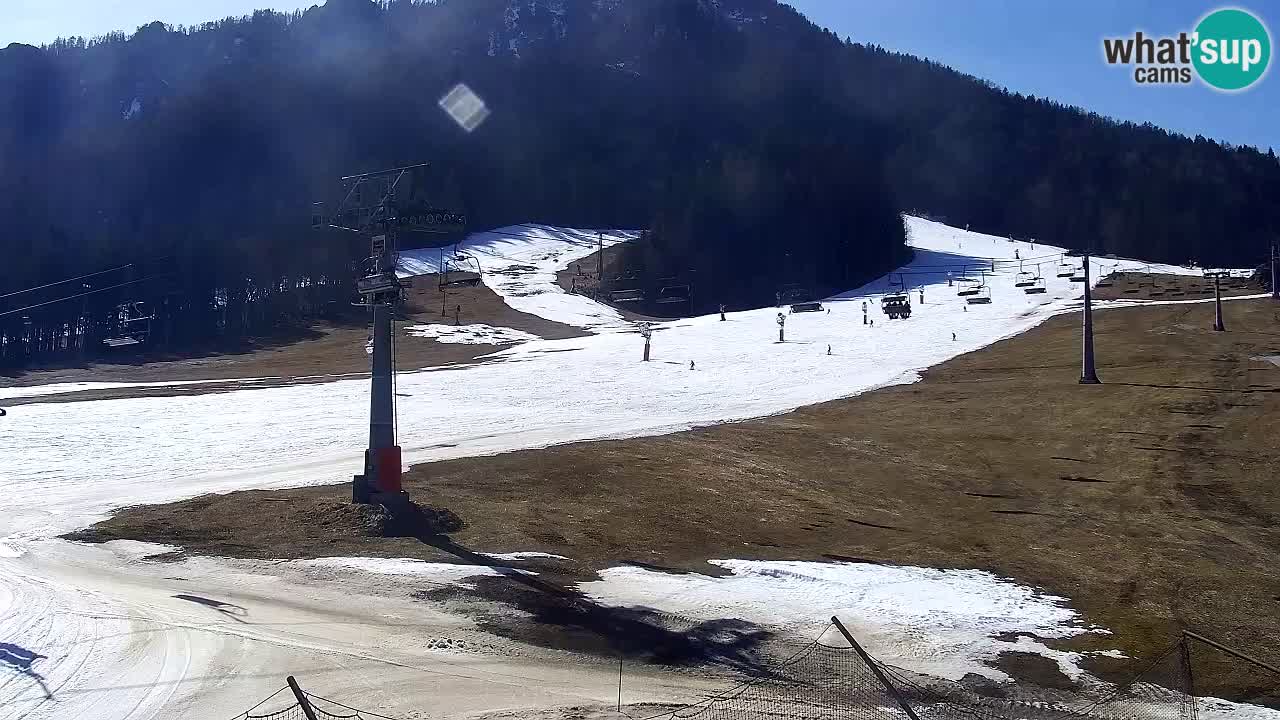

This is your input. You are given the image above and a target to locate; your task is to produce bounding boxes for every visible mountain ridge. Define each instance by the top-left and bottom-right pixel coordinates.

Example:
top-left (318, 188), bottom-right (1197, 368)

top-left (1, 0), bottom-right (1277, 368)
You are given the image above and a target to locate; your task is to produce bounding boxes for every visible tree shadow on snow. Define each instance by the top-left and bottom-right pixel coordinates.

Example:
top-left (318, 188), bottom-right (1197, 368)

top-left (387, 507), bottom-right (773, 673)
top-left (826, 247), bottom-right (1011, 302)
top-left (172, 594), bottom-right (250, 624)
top-left (0, 642), bottom-right (53, 700)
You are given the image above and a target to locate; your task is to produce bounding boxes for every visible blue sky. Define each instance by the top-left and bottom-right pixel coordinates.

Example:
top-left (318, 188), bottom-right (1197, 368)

top-left (0, 1), bottom-right (315, 45)
top-left (787, 0), bottom-right (1278, 152)
top-left (3, 0), bottom-right (1275, 151)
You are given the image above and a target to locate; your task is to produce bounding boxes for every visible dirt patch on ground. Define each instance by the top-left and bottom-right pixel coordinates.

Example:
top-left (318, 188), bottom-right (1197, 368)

top-left (2, 275), bottom-right (583, 403)
top-left (77, 298), bottom-right (1280, 699)
top-left (1092, 272), bottom-right (1263, 301)
top-left (990, 652), bottom-right (1077, 691)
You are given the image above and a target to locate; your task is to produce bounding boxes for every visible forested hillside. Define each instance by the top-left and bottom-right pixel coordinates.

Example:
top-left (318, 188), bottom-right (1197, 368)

top-left (1, 0), bottom-right (1277, 368)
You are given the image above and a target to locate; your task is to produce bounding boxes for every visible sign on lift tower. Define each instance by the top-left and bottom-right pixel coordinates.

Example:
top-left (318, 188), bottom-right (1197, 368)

top-left (313, 163), bottom-right (465, 507)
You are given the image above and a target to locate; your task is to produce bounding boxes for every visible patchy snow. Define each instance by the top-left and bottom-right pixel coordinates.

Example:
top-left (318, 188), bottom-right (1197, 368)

top-left (504, 0), bottom-right (520, 31)
top-left (292, 556), bottom-right (528, 584)
top-left (0, 216), bottom-right (1260, 719)
top-left (1198, 696), bottom-right (1280, 720)
top-left (398, 224), bottom-right (639, 333)
top-left (579, 559), bottom-right (1102, 681)
top-left (1098, 292), bottom-right (1270, 309)
top-left (4, 218), bottom-right (1240, 549)
top-left (0, 377), bottom-right (277, 401)
top-left (404, 323), bottom-right (541, 345)
top-left (546, 0), bottom-right (568, 38)
top-left (101, 540), bottom-right (181, 562)
top-left (606, 60), bottom-right (641, 76)
top-left (480, 551), bottom-right (569, 561)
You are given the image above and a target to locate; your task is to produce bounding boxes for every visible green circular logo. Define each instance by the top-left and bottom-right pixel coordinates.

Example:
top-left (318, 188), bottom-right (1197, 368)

top-left (1193, 8), bottom-right (1271, 91)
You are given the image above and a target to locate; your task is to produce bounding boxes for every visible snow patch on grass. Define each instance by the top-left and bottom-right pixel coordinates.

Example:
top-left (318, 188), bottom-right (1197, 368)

top-left (480, 551), bottom-right (569, 560)
top-left (102, 540), bottom-right (181, 562)
top-left (579, 559), bottom-right (1104, 682)
top-left (1198, 696), bottom-right (1280, 720)
top-left (398, 224), bottom-right (639, 333)
top-left (292, 557), bottom-right (531, 585)
top-left (404, 323), bottom-right (541, 345)
top-left (0, 379), bottom-right (263, 401)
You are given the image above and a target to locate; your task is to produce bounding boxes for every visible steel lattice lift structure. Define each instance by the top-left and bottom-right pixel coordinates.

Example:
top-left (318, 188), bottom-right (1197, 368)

top-left (313, 163), bottom-right (465, 507)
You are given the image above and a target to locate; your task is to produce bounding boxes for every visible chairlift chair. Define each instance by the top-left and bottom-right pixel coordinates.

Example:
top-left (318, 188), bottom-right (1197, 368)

top-left (777, 283), bottom-right (809, 302)
top-left (103, 302), bottom-right (154, 347)
top-left (1024, 277), bottom-right (1047, 294)
top-left (1057, 262), bottom-right (1075, 278)
top-left (957, 270), bottom-right (987, 296)
top-left (881, 292), bottom-right (912, 319)
top-left (655, 284), bottom-right (691, 304)
top-left (440, 252), bottom-right (482, 288)
top-left (1014, 271), bottom-right (1035, 288)
top-left (102, 336), bottom-right (142, 347)
top-left (966, 286), bottom-right (993, 304)
top-left (610, 288), bottom-right (645, 303)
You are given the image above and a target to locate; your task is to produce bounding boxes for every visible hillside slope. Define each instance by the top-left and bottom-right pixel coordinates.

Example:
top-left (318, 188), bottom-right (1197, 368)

top-left (4, 0), bottom-right (1278, 371)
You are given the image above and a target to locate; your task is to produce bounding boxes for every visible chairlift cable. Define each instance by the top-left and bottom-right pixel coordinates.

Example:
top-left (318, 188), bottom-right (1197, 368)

top-left (0, 262), bottom-right (135, 300)
top-left (0, 273), bottom-right (175, 318)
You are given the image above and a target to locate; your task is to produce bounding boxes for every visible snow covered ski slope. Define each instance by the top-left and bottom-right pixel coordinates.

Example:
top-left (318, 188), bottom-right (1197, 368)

top-left (398, 224), bottom-right (640, 332)
top-left (0, 218), bottom-right (1220, 544)
top-left (0, 217), bottom-right (1254, 720)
